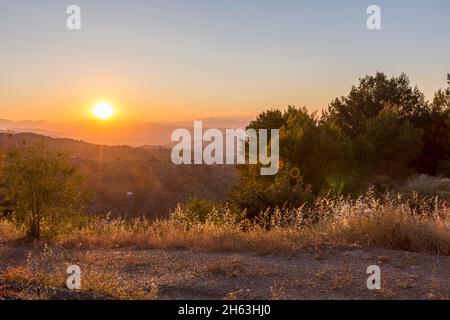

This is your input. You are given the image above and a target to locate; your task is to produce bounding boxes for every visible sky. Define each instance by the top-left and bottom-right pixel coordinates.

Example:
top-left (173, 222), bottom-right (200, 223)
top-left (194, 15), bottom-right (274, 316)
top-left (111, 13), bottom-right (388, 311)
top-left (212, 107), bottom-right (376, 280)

top-left (1, 0), bottom-right (450, 122)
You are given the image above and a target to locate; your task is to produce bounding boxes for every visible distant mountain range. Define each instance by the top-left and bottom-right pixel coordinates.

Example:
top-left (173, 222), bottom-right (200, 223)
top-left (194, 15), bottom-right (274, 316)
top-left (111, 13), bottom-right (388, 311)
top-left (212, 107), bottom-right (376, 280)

top-left (0, 117), bottom-right (252, 147)
top-left (0, 132), bottom-right (237, 217)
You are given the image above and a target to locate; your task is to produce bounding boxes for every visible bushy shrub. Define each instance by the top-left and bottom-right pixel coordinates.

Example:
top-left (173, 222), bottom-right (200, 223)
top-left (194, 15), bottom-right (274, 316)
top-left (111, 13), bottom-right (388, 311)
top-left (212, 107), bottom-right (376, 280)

top-left (400, 175), bottom-right (450, 199)
top-left (229, 169), bottom-right (314, 222)
top-left (57, 191), bottom-right (450, 256)
top-left (0, 143), bottom-right (90, 239)
top-left (170, 199), bottom-right (244, 228)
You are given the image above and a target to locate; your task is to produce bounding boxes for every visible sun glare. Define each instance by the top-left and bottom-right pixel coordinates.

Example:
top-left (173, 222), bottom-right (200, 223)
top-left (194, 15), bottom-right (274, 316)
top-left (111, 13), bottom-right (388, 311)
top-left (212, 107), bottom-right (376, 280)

top-left (92, 102), bottom-right (115, 120)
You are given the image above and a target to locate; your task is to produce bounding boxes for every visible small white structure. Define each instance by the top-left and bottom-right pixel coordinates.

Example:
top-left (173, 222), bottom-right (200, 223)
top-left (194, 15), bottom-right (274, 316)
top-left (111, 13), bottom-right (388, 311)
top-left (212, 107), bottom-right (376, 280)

top-left (127, 192), bottom-right (134, 198)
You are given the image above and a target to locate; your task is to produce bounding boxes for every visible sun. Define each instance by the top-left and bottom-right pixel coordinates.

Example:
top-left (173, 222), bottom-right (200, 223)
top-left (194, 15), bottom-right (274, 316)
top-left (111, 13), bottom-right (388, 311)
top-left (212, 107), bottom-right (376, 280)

top-left (92, 102), bottom-right (115, 120)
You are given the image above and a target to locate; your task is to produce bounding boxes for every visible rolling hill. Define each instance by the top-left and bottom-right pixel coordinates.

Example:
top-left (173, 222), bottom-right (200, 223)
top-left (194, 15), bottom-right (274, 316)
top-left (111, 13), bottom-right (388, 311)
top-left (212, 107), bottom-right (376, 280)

top-left (0, 132), bottom-right (237, 218)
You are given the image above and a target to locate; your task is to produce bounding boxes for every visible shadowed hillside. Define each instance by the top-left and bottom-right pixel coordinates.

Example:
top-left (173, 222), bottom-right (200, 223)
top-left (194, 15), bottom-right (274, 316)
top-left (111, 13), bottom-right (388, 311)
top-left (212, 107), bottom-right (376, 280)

top-left (0, 132), bottom-right (237, 218)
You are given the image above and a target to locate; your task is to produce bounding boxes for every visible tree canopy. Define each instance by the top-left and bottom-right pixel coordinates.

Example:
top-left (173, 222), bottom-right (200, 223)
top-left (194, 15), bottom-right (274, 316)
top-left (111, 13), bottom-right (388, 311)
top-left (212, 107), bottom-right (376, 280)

top-left (231, 72), bottom-right (450, 216)
top-left (0, 143), bottom-right (89, 239)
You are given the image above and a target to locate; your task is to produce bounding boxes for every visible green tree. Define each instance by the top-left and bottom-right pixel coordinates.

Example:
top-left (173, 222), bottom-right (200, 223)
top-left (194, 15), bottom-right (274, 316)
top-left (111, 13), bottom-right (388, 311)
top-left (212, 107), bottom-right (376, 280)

top-left (247, 108), bottom-right (286, 132)
top-left (413, 74), bottom-right (450, 175)
top-left (325, 72), bottom-right (450, 176)
top-left (231, 107), bottom-right (350, 219)
top-left (1, 143), bottom-right (89, 239)
top-left (355, 107), bottom-right (423, 179)
top-left (229, 169), bottom-right (313, 222)
top-left (279, 107), bottom-right (355, 193)
top-left (433, 74), bottom-right (450, 110)
top-left (230, 73), bottom-right (450, 220)
top-left (326, 72), bottom-right (428, 137)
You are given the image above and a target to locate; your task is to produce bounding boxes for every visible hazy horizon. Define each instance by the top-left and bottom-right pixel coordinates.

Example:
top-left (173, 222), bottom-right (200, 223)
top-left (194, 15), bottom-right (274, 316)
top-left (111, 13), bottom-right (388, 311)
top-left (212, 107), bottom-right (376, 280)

top-left (2, 0), bottom-right (450, 122)
top-left (0, 116), bottom-right (254, 146)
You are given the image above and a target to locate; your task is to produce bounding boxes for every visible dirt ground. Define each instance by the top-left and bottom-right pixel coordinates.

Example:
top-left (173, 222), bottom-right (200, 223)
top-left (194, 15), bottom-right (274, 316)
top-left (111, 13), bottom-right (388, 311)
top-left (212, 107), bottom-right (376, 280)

top-left (0, 242), bottom-right (449, 300)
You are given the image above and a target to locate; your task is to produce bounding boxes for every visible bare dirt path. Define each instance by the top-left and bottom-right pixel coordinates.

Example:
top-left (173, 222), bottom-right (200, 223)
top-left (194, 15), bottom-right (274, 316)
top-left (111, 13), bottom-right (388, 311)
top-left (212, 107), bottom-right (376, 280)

top-left (0, 243), bottom-right (449, 300)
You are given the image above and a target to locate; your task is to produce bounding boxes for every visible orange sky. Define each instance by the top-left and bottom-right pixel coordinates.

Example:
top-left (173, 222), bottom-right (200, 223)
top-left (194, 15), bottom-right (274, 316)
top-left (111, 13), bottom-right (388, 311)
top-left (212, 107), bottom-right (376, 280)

top-left (1, 1), bottom-right (449, 123)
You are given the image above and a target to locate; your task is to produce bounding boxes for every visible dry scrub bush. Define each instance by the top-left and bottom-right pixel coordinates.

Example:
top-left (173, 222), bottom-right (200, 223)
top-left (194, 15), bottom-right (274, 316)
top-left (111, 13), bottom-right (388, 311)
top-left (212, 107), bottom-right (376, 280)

top-left (400, 175), bottom-right (450, 199)
top-left (55, 191), bottom-right (450, 255)
top-left (311, 202), bottom-right (450, 255)
top-left (2, 192), bottom-right (449, 255)
top-left (0, 218), bottom-right (24, 242)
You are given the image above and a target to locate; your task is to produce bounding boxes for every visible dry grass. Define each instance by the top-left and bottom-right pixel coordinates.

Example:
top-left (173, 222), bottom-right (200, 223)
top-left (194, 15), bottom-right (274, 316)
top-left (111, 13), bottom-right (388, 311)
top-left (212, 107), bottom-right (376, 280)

top-left (1, 248), bottom-right (158, 300)
top-left (312, 206), bottom-right (450, 255)
top-left (1, 192), bottom-right (450, 256)
top-left (79, 269), bottom-right (158, 300)
top-left (60, 219), bottom-right (307, 254)
top-left (3, 266), bottom-right (36, 283)
top-left (269, 284), bottom-right (285, 300)
top-left (205, 257), bottom-right (243, 277)
top-left (0, 219), bottom-right (24, 242)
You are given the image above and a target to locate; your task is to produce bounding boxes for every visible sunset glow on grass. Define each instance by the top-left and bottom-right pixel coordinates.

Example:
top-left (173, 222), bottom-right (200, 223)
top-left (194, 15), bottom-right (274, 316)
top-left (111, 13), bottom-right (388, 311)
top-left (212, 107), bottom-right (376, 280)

top-left (92, 102), bottom-right (115, 120)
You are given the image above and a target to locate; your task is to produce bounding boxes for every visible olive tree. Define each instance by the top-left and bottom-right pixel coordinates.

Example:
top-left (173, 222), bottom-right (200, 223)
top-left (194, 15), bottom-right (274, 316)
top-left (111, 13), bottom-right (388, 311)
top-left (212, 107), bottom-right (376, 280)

top-left (1, 143), bottom-right (89, 239)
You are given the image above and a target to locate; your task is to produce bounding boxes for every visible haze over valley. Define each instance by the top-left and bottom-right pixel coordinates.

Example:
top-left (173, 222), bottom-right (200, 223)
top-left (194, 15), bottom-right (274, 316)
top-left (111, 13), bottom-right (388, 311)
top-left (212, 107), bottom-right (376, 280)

top-left (0, 117), bottom-right (251, 147)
